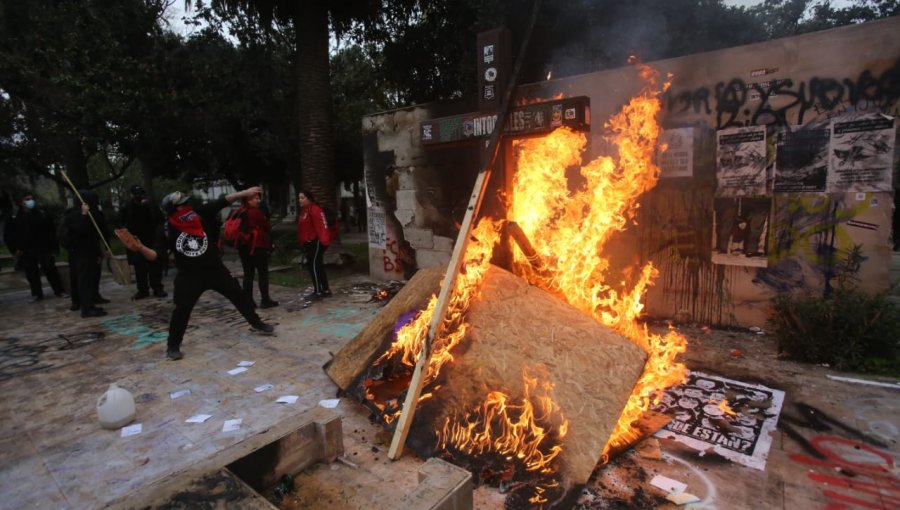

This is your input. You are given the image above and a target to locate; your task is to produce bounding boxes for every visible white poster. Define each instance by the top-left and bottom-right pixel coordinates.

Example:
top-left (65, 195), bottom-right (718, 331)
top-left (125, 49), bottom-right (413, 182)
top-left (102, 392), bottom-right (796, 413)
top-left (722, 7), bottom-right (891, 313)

top-left (827, 113), bottom-right (896, 193)
top-left (368, 208), bottom-right (386, 249)
top-left (651, 371), bottom-right (785, 471)
top-left (716, 126), bottom-right (767, 197)
top-left (658, 127), bottom-right (694, 178)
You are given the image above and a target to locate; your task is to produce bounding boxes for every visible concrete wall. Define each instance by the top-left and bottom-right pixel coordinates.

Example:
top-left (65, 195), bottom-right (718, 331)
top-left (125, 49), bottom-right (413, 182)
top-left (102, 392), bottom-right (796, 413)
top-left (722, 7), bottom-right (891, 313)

top-left (362, 17), bottom-right (900, 326)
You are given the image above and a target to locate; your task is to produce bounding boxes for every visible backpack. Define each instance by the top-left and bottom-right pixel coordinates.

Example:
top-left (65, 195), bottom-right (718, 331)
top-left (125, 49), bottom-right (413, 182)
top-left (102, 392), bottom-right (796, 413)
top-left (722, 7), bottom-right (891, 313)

top-left (222, 206), bottom-right (252, 248)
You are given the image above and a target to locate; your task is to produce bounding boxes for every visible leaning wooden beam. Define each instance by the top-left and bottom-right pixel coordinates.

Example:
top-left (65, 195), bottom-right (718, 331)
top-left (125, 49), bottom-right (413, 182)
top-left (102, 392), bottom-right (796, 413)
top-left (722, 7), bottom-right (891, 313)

top-left (388, 1), bottom-right (545, 461)
top-left (507, 220), bottom-right (547, 273)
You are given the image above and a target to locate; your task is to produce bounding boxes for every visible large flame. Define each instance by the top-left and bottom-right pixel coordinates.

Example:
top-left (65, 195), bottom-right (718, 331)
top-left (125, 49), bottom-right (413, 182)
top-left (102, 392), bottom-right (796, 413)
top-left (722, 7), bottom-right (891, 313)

top-left (508, 65), bottom-right (686, 458)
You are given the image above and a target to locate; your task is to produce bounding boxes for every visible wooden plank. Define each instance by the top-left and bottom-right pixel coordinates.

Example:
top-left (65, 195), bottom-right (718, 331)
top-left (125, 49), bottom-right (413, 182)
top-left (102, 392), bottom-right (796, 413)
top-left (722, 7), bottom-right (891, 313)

top-left (324, 267), bottom-right (444, 390)
top-left (388, 2), bottom-right (544, 461)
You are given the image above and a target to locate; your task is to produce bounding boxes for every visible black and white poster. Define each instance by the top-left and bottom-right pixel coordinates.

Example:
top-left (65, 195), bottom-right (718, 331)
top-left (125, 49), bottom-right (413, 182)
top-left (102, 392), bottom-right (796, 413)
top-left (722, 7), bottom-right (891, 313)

top-left (368, 208), bottom-right (386, 249)
top-left (658, 127), bottom-right (694, 178)
top-left (712, 197), bottom-right (770, 267)
top-left (827, 113), bottom-right (896, 193)
top-left (774, 125), bottom-right (830, 192)
top-left (716, 126), bottom-right (767, 197)
top-left (651, 371), bottom-right (784, 471)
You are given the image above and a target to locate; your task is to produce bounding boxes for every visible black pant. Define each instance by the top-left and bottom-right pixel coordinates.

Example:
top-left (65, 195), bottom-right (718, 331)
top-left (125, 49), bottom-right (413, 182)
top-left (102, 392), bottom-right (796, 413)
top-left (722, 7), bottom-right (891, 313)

top-left (130, 252), bottom-right (164, 294)
top-left (303, 240), bottom-right (329, 294)
top-left (167, 261), bottom-right (262, 350)
top-left (22, 251), bottom-right (64, 298)
top-left (238, 247), bottom-right (271, 303)
top-left (69, 250), bottom-right (102, 313)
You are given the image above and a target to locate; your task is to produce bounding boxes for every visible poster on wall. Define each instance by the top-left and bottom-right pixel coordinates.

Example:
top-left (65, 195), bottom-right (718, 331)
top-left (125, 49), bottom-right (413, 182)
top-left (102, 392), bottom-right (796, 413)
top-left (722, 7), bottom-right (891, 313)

top-left (827, 113), bottom-right (896, 193)
top-left (716, 126), bottom-right (767, 197)
top-left (712, 196), bottom-right (770, 267)
top-left (773, 125), bottom-right (829, 192)
top-left (658, 127), bottom-right (694, 178)
top-left (651, 371), bottom-right (785, 471)
top-left (368, 208), bottom-right (386, 249)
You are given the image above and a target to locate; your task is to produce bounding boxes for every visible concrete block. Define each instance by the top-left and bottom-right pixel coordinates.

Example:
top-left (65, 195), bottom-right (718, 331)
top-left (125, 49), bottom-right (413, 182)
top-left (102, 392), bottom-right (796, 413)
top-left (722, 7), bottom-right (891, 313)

top-left (398, 168), bottom-right (417, 190)
top-left (416, 248), bottom-right (450, 269)
top-left (405, 227), bottom-right (434, 250)
top-left (399, 458), bottom-right (473, 510)
top-left (394, 208), bottom-right (415, 227)
top-left (433, 235), bottom-right (455, 253)
top-left (396, 189), bottom-right (419, 211)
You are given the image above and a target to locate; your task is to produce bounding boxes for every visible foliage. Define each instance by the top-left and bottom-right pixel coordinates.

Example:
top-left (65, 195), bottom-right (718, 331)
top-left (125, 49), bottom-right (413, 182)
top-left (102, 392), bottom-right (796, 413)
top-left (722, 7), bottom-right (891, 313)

top-left (768, 244), bottom-right (900, 375)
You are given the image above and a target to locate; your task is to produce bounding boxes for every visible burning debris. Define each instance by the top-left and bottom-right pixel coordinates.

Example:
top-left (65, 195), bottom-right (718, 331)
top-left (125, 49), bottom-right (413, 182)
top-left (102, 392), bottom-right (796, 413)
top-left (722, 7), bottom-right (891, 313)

top-left (327, 64), bottom-right (687, 509)
top-left (350, 281), bottom-right (407, 303)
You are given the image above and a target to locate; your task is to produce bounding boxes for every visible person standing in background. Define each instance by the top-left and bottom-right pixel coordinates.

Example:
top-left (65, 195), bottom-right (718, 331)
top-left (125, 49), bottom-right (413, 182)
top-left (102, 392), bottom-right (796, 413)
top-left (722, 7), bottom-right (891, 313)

top-left (63, 189), bottom-right (110, 317)
top-left (296, 190), bottom-right (331, 299)
top-left (3, 191), bottom-right (66, 302)
top-left (238, 191), bottom-right (278, 308)
top-left (120, 185), bottom-right (166, 299)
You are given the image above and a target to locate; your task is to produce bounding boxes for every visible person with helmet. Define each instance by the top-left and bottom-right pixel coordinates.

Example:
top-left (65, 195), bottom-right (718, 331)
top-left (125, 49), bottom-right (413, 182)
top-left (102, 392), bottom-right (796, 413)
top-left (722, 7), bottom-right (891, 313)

top-left (116, 186), bottom-right (274, 360)
top-left (119, 185), bottom-right (166, 299)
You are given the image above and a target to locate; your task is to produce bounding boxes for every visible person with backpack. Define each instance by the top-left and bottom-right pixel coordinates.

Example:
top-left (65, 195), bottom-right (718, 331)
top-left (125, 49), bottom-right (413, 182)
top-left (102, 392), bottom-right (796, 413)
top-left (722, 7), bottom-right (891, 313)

top-left (115, 186), bottom-right (274, 360)
top-left (119, 185), bottom-right (166, 299)
top-left (296, 189), bottom-right (332, 299)
top-left (3, 191), bottom-right (67, 302)
top-left (233, 191), bottom-right (278, 308)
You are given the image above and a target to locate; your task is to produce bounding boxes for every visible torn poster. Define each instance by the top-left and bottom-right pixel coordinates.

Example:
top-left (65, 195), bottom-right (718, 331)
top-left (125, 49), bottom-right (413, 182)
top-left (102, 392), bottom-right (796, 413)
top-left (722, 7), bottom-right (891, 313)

top-left (827, 113), bottom-right (896, 193)
top-left (658, 127), bottom-right (694, 178)
top-left (711, 197), bottom-right (770, 267)
top-left (774, 125), bottom-right (829, 192)
top-left (716, 126), bottom-right (767, 197)
top-left (650, 371), bottom-right (784, 470)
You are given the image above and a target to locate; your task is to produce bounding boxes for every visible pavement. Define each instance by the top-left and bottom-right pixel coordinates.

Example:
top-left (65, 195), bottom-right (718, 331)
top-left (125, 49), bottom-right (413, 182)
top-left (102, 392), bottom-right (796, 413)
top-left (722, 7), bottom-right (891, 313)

top-left (0, 251), bottom-right (898, 509)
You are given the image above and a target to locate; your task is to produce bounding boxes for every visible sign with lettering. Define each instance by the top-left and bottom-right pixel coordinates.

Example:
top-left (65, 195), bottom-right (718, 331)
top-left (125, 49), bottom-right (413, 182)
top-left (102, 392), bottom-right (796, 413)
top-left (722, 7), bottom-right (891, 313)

top-left (420, 96), bottom-right (591, 145)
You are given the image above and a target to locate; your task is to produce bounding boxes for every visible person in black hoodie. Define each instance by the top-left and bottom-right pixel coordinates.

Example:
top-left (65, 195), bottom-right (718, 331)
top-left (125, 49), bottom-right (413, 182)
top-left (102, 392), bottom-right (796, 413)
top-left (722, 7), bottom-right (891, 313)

top-left (63, 189), bottom-right (110, 317)
top-left (120, 185), bottom-right (166, 299)
top-left (117, 186), bottom-right (274, 360)
top-left (3, 191), bottom-right (66, 301)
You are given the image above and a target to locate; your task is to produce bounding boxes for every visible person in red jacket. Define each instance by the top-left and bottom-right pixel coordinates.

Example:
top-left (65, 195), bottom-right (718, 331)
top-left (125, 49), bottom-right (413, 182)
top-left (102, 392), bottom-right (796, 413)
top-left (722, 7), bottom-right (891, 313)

top-left (239, 192), bottom-right (278, 308)
top-left (296, 189), bottom-right (331, 299)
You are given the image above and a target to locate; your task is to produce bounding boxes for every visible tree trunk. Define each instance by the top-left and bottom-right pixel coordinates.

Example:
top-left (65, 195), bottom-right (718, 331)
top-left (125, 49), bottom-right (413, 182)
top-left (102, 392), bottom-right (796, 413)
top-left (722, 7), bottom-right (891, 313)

top-left (294, 0), bottom-right (335, 213)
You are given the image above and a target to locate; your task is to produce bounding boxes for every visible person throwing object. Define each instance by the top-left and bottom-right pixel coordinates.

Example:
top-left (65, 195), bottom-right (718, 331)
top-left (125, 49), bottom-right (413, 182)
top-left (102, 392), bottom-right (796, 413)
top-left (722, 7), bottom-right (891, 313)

top-left (117, 186), bottom-right (274, 360)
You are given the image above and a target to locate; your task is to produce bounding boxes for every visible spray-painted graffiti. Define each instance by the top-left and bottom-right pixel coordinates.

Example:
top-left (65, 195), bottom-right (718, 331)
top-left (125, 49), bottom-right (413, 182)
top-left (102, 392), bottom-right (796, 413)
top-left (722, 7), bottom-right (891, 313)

top-left (781, 402), bottom-right (898, 509)
top-left (665, 61), bottom-right (900, 129)
top-left (0, 333), bottom-right (105, 381)
top-left (383, 239), bottom-right (406, 276)
top-left (101, 313), bottom-right (175, 348)
top-left (301, 305), bottom-right (373, 338)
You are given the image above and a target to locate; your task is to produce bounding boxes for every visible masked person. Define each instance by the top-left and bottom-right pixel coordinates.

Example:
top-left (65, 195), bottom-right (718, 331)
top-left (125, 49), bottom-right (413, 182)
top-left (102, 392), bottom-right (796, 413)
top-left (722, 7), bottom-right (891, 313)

top-left (3, 191), bottom-right (66, 302)
top-left (120, 185), bottom-right (166, 299)
top-left (62, 189), bottom-right (110, 317)
top-left (296, 190), bottom-right (331, 299)
top-left (117, 186), bottom-right (274, 361)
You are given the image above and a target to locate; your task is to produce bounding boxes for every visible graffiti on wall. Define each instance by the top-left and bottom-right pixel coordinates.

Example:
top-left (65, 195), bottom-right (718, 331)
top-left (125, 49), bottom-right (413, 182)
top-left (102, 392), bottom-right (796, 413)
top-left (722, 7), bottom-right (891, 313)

top-left (664, 60), bottom-right (900, 129)
top-left (781, 402), bottom-right (898, 510)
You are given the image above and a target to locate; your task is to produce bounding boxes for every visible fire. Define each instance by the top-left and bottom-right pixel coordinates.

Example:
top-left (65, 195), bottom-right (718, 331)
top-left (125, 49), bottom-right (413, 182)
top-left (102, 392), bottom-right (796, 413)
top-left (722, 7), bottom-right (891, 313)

top-left (437, 366), bottom-right (568, 475)
top-left (507, 64), bottom-right (686, 458)
top-left (366, 218), bottom-right (502, 421)
top-left (717, 400), bottom-right (737, 416)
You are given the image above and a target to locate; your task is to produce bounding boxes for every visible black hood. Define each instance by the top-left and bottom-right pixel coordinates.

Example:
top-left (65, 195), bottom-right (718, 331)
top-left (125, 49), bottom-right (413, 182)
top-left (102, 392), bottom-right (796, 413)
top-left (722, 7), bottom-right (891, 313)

top-left (79, 189), bottom-right (99, 208)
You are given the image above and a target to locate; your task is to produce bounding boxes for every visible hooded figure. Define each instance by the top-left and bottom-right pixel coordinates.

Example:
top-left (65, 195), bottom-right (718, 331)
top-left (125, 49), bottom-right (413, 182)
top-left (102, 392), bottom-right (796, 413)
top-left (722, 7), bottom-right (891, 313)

top-left (120, 185), bottom-right (166, 299)
top-left (3, 191), bottom-right (66, 301)
top-left (64, 189), bottom-right (111, 317)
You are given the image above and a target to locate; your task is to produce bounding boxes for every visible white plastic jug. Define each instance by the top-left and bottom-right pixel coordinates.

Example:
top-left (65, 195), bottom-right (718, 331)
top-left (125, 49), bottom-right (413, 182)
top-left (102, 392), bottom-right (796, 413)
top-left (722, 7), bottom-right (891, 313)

top-left (97, 383), bottom-right (136, 430)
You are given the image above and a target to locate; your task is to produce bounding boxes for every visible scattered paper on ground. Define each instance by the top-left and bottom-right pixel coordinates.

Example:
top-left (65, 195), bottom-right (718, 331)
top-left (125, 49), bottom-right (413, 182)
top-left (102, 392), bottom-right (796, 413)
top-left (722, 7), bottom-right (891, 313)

top-left (121, 423), bottom-right (142, 437)
top-left (276, 395), bottom-right (299, 404)
top-left (238, 360), bottom-right (255, 367)
top-left (254, 383), bottom-right (273, 393)
top-left (318, 398), bottom-right (340, 408)
top-left (227, 367), bottom-right (248, 376)
top-left (169, 389), bottom-right (191, 399)
top-left (222, 419), bottom-right (242, 432)
top-left (186, 414), bottom-right (212, 424)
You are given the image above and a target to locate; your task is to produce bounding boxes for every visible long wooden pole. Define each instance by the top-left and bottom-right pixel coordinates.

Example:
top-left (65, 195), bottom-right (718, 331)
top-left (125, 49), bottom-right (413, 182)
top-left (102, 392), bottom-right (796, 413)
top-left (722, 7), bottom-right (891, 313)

top-left (388, 0), bottom-right (544, 460)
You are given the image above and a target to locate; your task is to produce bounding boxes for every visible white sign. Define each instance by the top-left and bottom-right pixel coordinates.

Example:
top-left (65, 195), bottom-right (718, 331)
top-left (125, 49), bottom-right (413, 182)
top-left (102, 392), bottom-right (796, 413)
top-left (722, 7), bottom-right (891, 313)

top-left (658, 127), bottom-right (694, 178)
top-left (368, 208), bottom-right (386, 249)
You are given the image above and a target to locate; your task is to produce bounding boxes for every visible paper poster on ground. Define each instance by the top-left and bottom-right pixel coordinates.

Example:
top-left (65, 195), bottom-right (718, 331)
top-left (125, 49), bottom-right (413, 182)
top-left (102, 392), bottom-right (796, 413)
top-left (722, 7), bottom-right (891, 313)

top-left (716, 126), bottom-right (767, 197)
top-left (658, 127), bottom-right (694, 178)
top-left (774, 125), bottom-right (829, 192)
top-left (712, 197), bottom-right (770, 267)
top-left (651, 371), bottom-right (785, 471)
top-left (827, 113), bottom-right (896, 193)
